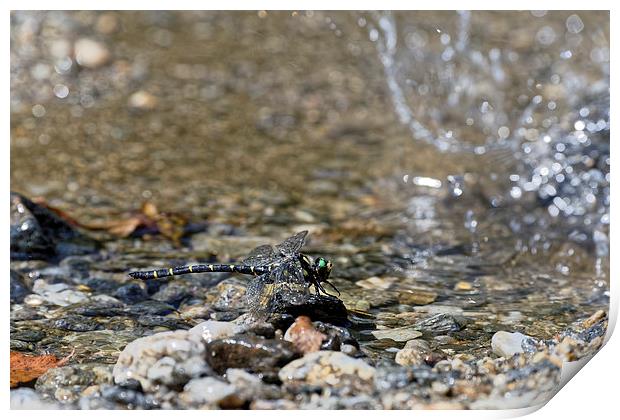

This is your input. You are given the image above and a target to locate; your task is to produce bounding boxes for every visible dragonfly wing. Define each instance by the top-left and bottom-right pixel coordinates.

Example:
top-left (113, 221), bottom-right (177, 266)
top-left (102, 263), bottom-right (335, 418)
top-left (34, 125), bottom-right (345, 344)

top-left (242, 244), bottom-right (279, 266)
top-left (245, 258), bottom-right (309, 320)
top-left (245, 273), bottom-right (273, 319)
top-left (276, 230), bottom-right (308, 257)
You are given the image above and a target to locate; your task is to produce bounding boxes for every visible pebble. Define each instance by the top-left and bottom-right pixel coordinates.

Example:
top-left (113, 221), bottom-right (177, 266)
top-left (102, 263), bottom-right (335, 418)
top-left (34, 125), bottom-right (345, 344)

top-left (454, 281), bottom-right (473, 291)
top-left (397, 290), bottom-right (438, 305)
top-left (491, 331), bottom-right (533, 358)
top-left (414, 313), bottom-right (468, 334)
top-left (205, 334), bottom-right (299, 375)
top-left (74, 38), bottom-right (111, 68)
top-left (35, 363), bottom-right (113, 403)
top-left (188, 320), bottom-right (240, 343)
top-left (371, 326), bottom-right (422, 342)
top-left (32, 280), bottom-right (89, 306)
top-left (128, 91), bottom-right (158, 110)
top-left (356, 276), bottom-right (394, 290)
top-left (284, 316), bottom-right (327, 354)
top-left (112, 330), bottom-right (211, 392)
top-left (11, 388), bottom-right (62, 409)
top-left (279, 350), bottom-right (376, 390)
top-left (95, 13), bottom-right (119, 34)
top-left (394, 339), bottom-right (431, 367)
top-left (114, 283), bottom-right (148, 304)
top-left (180, 377), bottom-right (236, 407)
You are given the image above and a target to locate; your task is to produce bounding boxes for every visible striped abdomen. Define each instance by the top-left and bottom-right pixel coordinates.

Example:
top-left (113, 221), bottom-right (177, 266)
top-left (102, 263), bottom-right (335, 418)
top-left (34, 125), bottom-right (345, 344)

top-left (128, 264), bottom-right (269, 280)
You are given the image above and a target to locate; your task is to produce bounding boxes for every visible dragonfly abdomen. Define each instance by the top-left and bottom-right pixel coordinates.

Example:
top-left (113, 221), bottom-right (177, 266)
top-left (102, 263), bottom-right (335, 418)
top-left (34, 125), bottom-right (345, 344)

top-left (128, 263), bottom-right (269, 280)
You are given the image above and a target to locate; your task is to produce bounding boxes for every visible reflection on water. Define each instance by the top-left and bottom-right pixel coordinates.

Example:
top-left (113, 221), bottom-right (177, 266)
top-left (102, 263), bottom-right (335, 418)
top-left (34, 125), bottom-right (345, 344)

top-left (11, 11), bottom-right (609, 355)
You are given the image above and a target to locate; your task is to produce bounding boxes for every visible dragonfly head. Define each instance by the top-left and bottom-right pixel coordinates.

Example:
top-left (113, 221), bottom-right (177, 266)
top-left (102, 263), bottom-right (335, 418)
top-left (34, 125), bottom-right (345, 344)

top-left (314, 257), bottom-right (333, 281)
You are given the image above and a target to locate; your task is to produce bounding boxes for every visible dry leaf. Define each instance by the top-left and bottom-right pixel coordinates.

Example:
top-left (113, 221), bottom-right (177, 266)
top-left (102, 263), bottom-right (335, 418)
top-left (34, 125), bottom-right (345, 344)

top-left (10, 350), bottom-right (74, 388)
top-left (283, 316), bottom-right (326, 354)
top-left (30, 198), bottom-right (190, 244)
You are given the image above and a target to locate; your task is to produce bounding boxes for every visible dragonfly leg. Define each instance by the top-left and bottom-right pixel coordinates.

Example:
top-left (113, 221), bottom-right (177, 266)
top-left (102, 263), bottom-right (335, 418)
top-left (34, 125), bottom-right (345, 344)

top-left (321, 279), bottom-right (341, 296)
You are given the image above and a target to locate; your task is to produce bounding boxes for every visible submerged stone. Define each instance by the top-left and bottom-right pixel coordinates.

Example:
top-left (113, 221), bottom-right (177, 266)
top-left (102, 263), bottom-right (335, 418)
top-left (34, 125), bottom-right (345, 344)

top-left (35, 363), bottom-right (113, 404)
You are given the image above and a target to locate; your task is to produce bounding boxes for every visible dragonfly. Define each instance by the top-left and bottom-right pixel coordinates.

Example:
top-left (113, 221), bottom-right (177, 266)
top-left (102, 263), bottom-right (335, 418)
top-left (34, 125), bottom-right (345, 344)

top-left (128, 231), bottom-right (340, 318)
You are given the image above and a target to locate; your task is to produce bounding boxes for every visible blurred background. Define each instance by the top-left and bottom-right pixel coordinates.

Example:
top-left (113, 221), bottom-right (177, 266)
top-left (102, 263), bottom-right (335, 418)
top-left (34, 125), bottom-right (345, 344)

top-left (10, 11), bottom-right (609, 341)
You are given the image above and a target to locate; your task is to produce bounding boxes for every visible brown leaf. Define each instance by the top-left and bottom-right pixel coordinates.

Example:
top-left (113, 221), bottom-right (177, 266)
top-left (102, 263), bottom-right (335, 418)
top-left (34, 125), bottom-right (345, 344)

top-left (283, 316), bottom-right (326, 354)
top-left (10, 350), bottom-right (74, 388)
top-left (29, 199), bottom-right (190, 243)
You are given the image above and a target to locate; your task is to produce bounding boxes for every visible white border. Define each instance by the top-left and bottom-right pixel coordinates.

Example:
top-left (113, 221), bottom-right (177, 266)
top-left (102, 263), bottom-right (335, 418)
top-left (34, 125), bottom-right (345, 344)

top-left (3, 2), bottom-right (616, 419)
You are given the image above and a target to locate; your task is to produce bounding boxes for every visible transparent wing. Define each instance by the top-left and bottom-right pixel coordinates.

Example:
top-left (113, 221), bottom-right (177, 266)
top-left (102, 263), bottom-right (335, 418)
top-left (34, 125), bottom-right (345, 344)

top-left (244, 258), bottom-right (308, 320)
top-left (242, 244), bottom-right (279, 266)
top-left (271, 257), bottom-right (307, 287)
top-left (245, 273), bottom-right (273, 320)
top-left (276, 230), bottom-right (308, 257)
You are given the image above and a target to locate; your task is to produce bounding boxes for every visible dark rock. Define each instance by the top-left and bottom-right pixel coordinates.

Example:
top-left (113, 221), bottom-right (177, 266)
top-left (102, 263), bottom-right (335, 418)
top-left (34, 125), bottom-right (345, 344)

top-left (35, 363), bottom-right (113, 403)
top-left (205, 333), bottom-right (300, 375)
top-left (269, 292), bottom-right (349, 325)
top-left (99, 384), bottom-right (160, 409)
top-left (10, 270), bottom-right (30, 303)
top-left (11, 329), bottom-right (46, 342)
top-left (71, 301), bottom-right (126, 317)
top-left (10, 192), bottom-right (99, 261)
top-left (10, 339), bottom-right (35, 352)
top-left (136, 315), bottom-right (194, 330)
top-left (80, 277), bottom-right (122, 294)
top-left (114, 283), bottom-right (149, 304)
top-left (314, 321), bottom-right (360, 351)
top-left (53, 315), bottom-right (103, 332)
top-left (151, 281), bottom-right (194, 307)
top-left (126, 300), bottom-right (176, 316)
top-left (414, 314), bottom-right (469, 335)
top-left (373, 363), bottom-right (415, 391)
top-left (11, 306), bottom-right (44, 321)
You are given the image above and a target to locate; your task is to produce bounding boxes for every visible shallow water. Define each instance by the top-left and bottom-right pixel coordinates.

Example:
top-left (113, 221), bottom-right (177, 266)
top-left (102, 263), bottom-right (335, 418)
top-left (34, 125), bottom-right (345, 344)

top-left (11, 11), bottom-right (609, 364)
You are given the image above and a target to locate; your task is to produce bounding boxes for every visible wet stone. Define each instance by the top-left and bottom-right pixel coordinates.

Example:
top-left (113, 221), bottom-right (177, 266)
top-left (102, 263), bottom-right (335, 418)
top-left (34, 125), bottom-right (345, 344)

top-left (269, 292), bottom-right (349, 325)
top-left (151, 280), bottom-right (194, 307)
top-left (113, 330), bottom-right (211, 392)
top-left (371, 326), bottom-right (423, 342)
top-left (35, 363), bottom-right (114, 404)
top-left (10, 192), bottom-right (99, 261)
top-left (136, 315), bottom-right (193, 330)
top-left (126, 300), bottom-right (176, 316)
top-left (93, 384), bottom-right (160, 409)
top-left (32, 280), bottom-right (89, 307)
top-left (11, 270), bottom-right (31, 304)
top-left (491, 331), bottom-right (537, 358)
top-left (11, 388), bottom-right (63, 409)
top-left (397, 290), bottom-right (438, 305)
top-left (205, 279), bottom-right (248, 311)
top-left (394, 339), bottom-right (432, 367)
top-left (279, 350), bottom-right (376, 392)
top-left (114, 283), bottom-right (149, 304)
top-left (69, 300), bottom-right (126, 317)
top-left (11, 328), bottom-right (46, 342)
top-left (53, 315), bottom-right (103, 332)
top-left (205, 333), bottom-right (300, 375)
top-left (313, 321), bottom-right (360, 352)
top-left (414, 314), bottom-right (469, 334)
top-left (189, 320), bottom-right (241, 343)
top-left (179, 377), bottom-right (236, 408)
